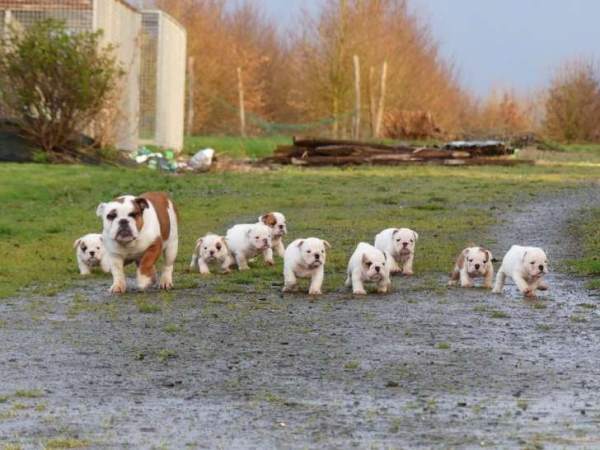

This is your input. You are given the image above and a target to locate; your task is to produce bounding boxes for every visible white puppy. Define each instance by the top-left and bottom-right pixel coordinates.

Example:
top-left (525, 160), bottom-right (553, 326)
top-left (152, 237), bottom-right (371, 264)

top-left (493, 245), bottom-right (549, 298)
top-left (283, 238), bottom-right (331, 296)
top-left (345, 242), bottom-right (392, 295)
top-left (448, 246), bottom-right (494, 288)
top-left (189, 233), bottom-right (234, 275)
top-left (225, 223), bottom-right (273, 270)
top-left (97, 192), bottom-right (178, 294)
top-left (74, 233), bottom-right (111, 275)
top-left (259, 212), bottom-right (287, 258)
top-left (374, 228), bottom-right (419, 275)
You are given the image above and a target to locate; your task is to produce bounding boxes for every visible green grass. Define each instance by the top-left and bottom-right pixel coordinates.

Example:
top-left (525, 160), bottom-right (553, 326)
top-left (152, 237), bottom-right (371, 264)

top-left (182, 135), bottom-right (290, 159)
top-left (0, 160), bottom-right (598, 299)
top-left (568, 208), bottom-right (600, 289)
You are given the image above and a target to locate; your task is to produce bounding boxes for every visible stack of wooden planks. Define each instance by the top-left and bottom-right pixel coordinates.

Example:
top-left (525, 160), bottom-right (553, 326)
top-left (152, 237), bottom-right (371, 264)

top-left (260, 137), bottom-right (532, 167)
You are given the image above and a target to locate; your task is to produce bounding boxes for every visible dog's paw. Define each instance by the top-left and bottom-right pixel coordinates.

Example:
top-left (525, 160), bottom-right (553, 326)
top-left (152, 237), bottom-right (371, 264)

top-left (110, 281), bottom-right (127, 294)
top-left (159, 276), bottom-right (173, 290)
top-left (524, 288), bottom-right (536, 298)
top-left (308, 289), bottom-right (322, 296)
top-left (353, 289), bottom-right (367, 296)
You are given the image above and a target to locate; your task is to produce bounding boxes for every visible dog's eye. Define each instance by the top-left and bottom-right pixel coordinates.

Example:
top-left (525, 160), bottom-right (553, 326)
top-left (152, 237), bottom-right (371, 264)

top-left (107, 213), bottom-right (117, 221)
top-left (396, 239), bottom-right (401, 242)
top-left (216, 244), bottom-right (222, 250)
top-left (307, 250), bottom-right (311, 254)
top-left (129, 212), bottom-right (139, 218)
top-left (97, 247), bottom-right (100, 250)
top-left (255, 236), bottom-right (259, 240)
top-left (410, 239), bottom-right (414, 243)
top-left (366, 262), bottom-right (372, 268)
top-left (81, 246), bottom-right (87, 252)
top-left (204, 246), bottom-right (208, 250)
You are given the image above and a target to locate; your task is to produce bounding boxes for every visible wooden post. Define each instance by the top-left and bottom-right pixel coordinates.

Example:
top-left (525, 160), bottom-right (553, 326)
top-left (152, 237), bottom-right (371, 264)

top-left (186, 56), bottom-right (195, 136)
top-left (375, 60), bottom-right (388, 138)
top-left (353, 54), bottom-right (361, 140)
top-left (237, 67), bottom-right (246, 138)
top-left (368, 66), bottom-right (376, 136)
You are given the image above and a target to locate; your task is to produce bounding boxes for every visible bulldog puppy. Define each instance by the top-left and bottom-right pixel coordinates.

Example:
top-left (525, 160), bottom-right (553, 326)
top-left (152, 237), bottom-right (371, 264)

top-left (97, 192), bottom-right (178, 294)
top-left (374, 228), bottom-right (419, 275)
top-left (493, 245), bottom-right (549, 298)
top-left (189, 233), bottom-right (234, 275)
top-left (259, 212), bottom-right (287, 258)
top-left (345, 242), bottom-right (392, 295)
top-left (74, 233), bottom-right (111, 275)
top-left (225, 223), bottom-right (273, 270)
top-left (282, 238), bottom-right (331, 296)
top-left (448, 246), bottom-right (494, 288)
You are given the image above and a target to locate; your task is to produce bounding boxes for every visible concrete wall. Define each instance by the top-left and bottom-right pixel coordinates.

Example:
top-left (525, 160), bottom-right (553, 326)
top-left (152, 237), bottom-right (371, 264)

top-left (94, 0), bottom-right (141, 151)
top-left (141, 10), bottom-right (186, 151)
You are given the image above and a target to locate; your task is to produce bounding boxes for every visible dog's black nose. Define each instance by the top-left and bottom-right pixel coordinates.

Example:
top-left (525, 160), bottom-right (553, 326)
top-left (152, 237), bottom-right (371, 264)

top-left (89, 251), bottom-right (95, 257)
top-left (314, 253), bottom-right (320, 260)
top-left (119, 219), bottom-right (128, 226)
top-left (539, 265), bottom-right (544, 272)
top-left (210, 250), bottom-right (215, 256)
top-left (475, 264), bottom-right (480, 270)
top-left (279, 225), bottom-right (284, 229)
top-left (375, 266), bottom-right (381, 273)
top-left (402, 242), bottom-right (408, 247)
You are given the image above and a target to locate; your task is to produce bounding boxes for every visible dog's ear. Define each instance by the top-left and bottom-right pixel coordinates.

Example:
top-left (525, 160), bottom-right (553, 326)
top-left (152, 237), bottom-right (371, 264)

top-left (260, 213), bottom-right (277, 227)
top-left (362, 253), bottom-right (371, 266)
top-left (246, 228), bottom-right (253, 237)
top-left (522, 251), bottom-right (528, 262)
top-left (73, 238), bottom-right (81, 249)
top-left (383, 251), bottom-right (388, 261)
top-left (134, 197), bottom-right (149, 212)
top-left (99, 236), bottom-right (103, 242)
top-left (412, 230), bottom-right (419, 241)
top-left (322, 240), bottom-right (331, 249)
top-left (195, 238), bottom-right (203, 251)
top-left (96, 203), bottom-right (106, 218)
top-left (392, 228), bottom-right (400, 237)
top-left (296, 240), bottom-right (304, 248)
top-left (481, 248), bottom-right (492, 262)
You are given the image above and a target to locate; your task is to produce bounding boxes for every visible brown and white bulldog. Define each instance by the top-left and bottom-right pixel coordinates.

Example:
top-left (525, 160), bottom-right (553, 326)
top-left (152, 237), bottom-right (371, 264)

top-left (259, 212), bottom-right (287, 258)
top-left (96, 192), bottom-right (178, 294)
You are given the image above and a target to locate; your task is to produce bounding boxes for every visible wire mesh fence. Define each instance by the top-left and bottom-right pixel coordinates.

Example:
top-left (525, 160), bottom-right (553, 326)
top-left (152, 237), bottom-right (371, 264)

top-left (0, 0), bottom-right (186, 152)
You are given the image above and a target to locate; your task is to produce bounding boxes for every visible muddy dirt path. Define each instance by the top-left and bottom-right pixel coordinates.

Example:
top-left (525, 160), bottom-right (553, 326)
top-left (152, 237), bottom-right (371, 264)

top-left (1, 187), bottom-right (599, 449)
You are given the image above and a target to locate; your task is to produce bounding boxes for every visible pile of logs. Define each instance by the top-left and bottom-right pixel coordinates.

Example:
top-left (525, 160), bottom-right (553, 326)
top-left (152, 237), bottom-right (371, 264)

top-left (260, 137), bottom-right (532, 167)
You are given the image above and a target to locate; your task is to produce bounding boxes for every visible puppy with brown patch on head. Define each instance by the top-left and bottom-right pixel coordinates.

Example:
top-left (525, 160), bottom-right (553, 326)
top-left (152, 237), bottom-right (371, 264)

top-left (493, 245), bottom-right (549, 298)
top-left (374, 228), bottom-right (419, 275)
top-left (345, 242), bottom-right (392, 295)
top-left (74, 233), bottom-right (111, 275)
top-left (97, 192), bottom-right (178, 294)
top-left (225, 223), bottom-right (273, 270)
top-left (448, 246), bottom-right (494, 288)
top-left (283, 238), bottom-right (331, 296)
top-left (189, 233), bottom-right (234, 275)
top-left (258, 212), bottom-right (287, 258)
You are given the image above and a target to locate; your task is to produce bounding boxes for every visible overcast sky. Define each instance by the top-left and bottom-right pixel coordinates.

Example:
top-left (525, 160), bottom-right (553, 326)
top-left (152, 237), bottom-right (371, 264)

top-left (261, 0), bottom-right (600, 97)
